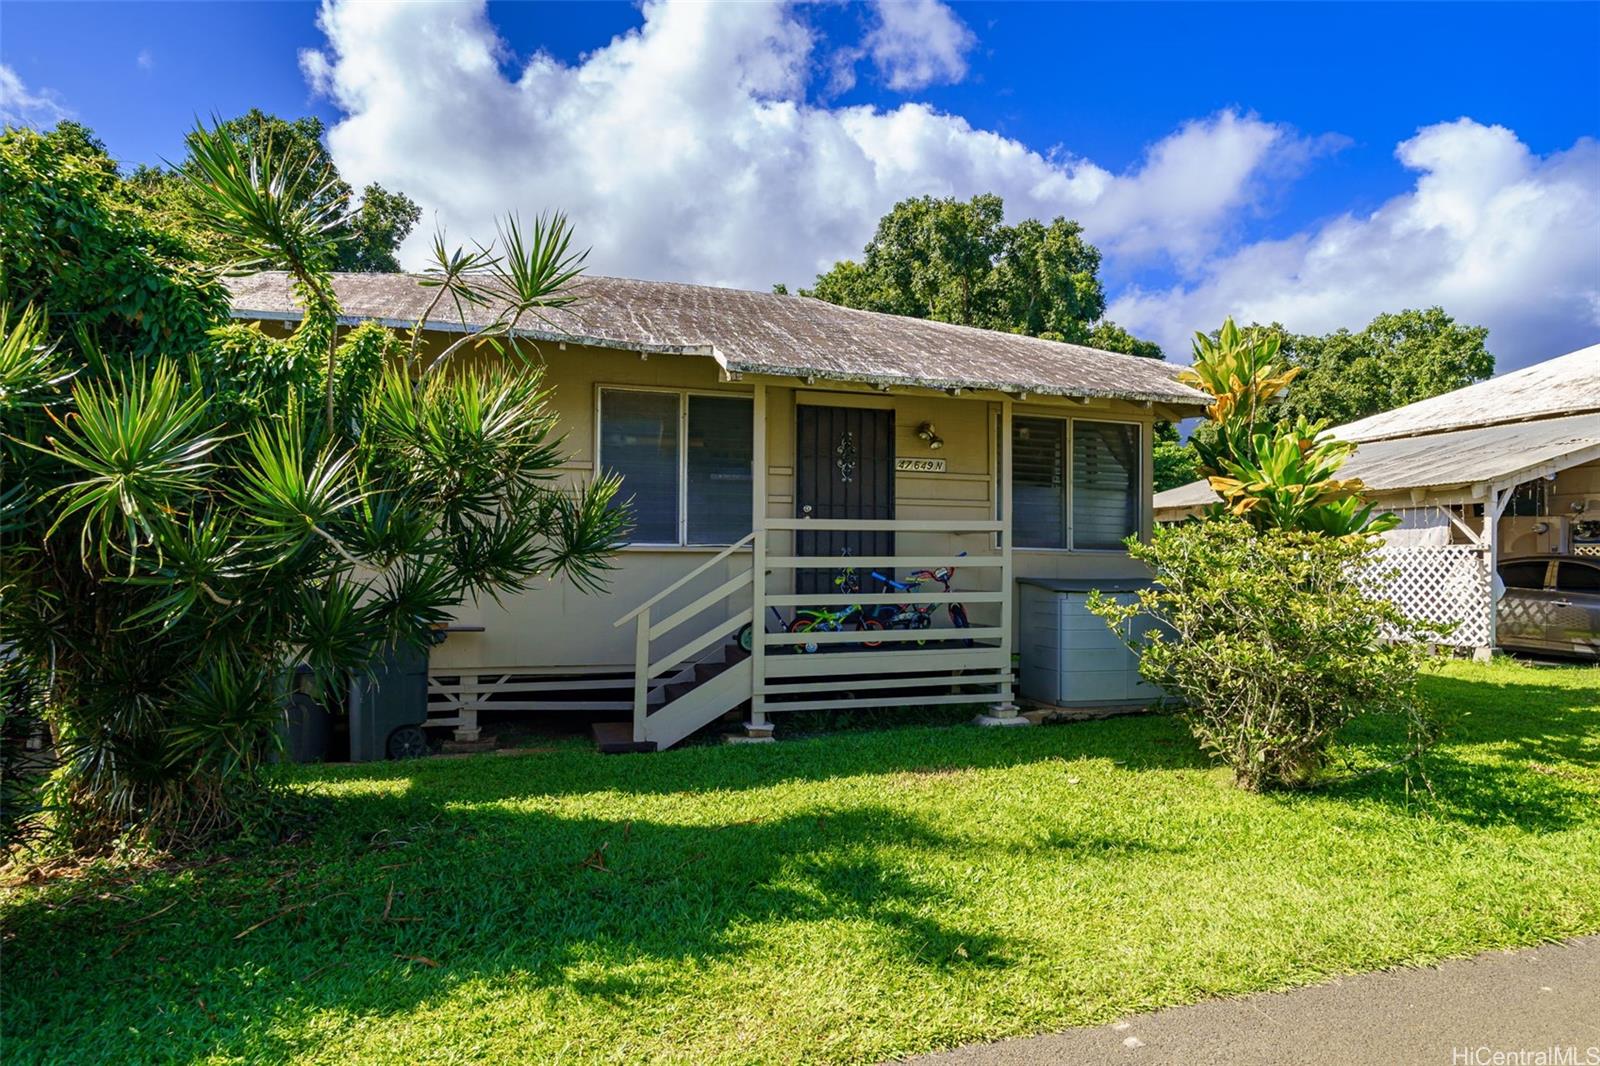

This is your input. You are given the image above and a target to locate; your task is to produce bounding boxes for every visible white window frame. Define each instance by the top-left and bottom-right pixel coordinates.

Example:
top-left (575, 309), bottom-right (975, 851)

top-left (1007, 413), bottom-right (1146, 553)
top-left (595, 384), bottom-right (755, 548)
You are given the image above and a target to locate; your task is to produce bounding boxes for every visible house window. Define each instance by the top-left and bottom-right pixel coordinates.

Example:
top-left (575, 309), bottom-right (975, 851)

top-left (599, 388), bottom-right (753, 546)
top-left (1073, 421), bottom-right (1140, 550)
top-left (1010, 416), bottom-right (1142, 550)
top-left (1012, 417), bottom-right (1068, 548)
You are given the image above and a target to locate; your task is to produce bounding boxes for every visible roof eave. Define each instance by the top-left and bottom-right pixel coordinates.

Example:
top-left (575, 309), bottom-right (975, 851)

top-left (725, 357), bottom-right (1206, 407)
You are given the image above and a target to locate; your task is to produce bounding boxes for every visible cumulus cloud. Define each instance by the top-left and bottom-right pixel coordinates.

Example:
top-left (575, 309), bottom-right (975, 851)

top-left (0, 64), bottom-right (69, 127)
top-left (863, 0), bottom-right (975, 91)
top-left (1108, 120), bottom-right (1600, 367)
top-left (301, 0), bottom-right (1308, 291)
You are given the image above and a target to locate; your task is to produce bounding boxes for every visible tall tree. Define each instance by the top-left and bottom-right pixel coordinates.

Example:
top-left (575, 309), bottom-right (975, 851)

top-left (132, 110), bottom-right (422, 273)
top-left (1260, 308), bottom-right (1493, 425)
top-left (806, 193), bottom-right (1159, 354)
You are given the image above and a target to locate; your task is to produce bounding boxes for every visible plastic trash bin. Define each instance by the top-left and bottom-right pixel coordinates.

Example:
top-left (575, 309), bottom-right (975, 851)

top-left (283, 690), bottom-right (331, 763)
top-left (348, 643), bottom-right (431, 761)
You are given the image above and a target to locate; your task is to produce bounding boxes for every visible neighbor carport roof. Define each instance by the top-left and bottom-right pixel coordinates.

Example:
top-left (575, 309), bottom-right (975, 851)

top-left (1153, 411), bottom-right (1600, 511)
top-left (224, 271), bottom-right (1209, 408)
top-left (1337, 344), bottom-right (1600, 443)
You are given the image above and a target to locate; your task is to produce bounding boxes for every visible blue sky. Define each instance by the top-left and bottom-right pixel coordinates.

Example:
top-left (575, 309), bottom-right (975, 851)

top-left (4, 1), bottom-right (1598, 368)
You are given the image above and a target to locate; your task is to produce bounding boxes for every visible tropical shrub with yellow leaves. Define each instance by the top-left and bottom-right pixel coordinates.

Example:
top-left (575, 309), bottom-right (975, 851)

top-left (1180, 318), bottom-right (1395, 536)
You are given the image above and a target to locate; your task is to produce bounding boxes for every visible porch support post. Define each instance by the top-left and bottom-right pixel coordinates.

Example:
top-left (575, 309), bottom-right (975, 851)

top-left (451, 707), bottom-right (481, 744)
top-left (1476, 482), bottom-right (1513, 661)
top-left (743, 383), bottom-right (774, 741)
top-left (976, 395), bottom-right (1028, 727)
top-left (633, 612), bottom-right (650, 742)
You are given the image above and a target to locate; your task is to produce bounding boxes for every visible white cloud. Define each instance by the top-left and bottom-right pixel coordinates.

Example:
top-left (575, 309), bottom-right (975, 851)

top-left (301, 0), bottom-right (1307, 292)
top-left (137, 49), bottom-right (155, 72)
top-left (863, 0), bottom-right (975, 91)
top-left (1108, 120), bottom-right (1600, 367)
top-left (0, 64), bottom-right (69, 127)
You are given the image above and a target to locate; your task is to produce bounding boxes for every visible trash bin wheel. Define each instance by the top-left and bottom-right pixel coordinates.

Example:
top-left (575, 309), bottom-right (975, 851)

top-left (386, 725), bottom-right (429, 760)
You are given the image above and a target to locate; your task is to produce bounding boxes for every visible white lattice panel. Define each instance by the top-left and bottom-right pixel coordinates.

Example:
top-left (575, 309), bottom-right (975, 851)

top-left (1364, 544), bottom-right (1492, 648)
top-left (1575, 544), bottom-right (1600, 557)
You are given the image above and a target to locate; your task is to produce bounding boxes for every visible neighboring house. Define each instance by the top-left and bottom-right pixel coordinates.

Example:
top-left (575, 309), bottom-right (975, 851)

top-left (228, 272), bottom-right (1208, 750)
top-left (1154, 345), bottom-right (1600, 654)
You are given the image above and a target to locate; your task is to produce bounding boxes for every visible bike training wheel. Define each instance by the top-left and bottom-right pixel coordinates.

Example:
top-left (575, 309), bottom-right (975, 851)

top-left (736, 622), bottom-right (754, 653)
top-left (786, 617), bottom-right (820, 654)
top-left (857, 618), bottom-right (884, 648)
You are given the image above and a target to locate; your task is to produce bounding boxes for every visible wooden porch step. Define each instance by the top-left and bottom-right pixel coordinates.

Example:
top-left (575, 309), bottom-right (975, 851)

top-left (591, 721), bottom-right (656, 754)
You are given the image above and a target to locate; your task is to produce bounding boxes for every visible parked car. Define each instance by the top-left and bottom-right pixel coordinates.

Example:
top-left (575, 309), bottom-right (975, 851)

top-left (1497, 555), bottom-right (1600, 660)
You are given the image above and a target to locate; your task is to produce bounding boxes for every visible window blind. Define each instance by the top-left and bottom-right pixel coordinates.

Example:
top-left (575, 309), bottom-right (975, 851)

top-left (600, 390), bottom-right (679, 544)
top-left (1072, 421), bottom-right (1139, 549)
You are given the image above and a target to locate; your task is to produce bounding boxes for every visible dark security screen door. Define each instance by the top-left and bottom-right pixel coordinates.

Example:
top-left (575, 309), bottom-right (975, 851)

top-left (795, 405), bottom-right (894, 596)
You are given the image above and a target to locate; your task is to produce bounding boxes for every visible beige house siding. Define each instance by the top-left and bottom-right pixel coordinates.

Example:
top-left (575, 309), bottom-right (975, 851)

top-left (401, 338), bottom-right (1162, 676)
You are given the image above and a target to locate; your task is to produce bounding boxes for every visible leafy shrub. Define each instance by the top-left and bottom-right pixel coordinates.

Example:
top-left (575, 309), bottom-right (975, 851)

top-left (1092, 520), bottom-right (1442, 791)
top-left (0, 123), bottom-right (626, 854)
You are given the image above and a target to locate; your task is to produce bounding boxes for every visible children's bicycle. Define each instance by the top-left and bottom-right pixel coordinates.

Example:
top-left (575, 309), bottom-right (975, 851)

top-left (736, 567), bottom-right (881, 654)
top-left (781, 568), bottom-right (883, 654)
top-left (867, 553), bottom-right (970, 643)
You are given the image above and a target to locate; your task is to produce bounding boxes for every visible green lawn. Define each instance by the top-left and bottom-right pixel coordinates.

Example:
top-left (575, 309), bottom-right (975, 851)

top-left (3, 659), bottom-right (1597, 1064)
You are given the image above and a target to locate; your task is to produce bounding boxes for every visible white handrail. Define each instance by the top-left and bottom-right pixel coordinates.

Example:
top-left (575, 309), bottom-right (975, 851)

top-left (612, 531), bottom-right (757, 628)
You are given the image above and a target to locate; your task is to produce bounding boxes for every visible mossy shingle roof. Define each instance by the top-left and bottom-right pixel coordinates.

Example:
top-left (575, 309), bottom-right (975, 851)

top-left (225, 271), bottom-right (1208, 409)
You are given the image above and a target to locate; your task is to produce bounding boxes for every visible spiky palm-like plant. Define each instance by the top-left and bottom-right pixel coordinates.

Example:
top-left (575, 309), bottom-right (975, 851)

top-left (0, 122), bottom-right (625, 852)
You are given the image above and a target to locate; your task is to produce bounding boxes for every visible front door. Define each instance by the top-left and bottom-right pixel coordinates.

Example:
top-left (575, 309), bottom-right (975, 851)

top-left (794, 405), bottom-right (895, 596)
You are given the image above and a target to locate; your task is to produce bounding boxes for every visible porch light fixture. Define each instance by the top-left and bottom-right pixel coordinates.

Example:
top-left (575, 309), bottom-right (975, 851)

top-left (916, 421), bottom-right (944, 450)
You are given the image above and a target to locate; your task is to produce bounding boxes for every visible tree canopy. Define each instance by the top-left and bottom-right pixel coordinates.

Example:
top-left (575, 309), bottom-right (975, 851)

top-left (1253, 307), bottom-right (1493, 426)
top-left (805, 193), bottom-right (1160, 356)
top-left (129, 109), bottom-right (422, 273)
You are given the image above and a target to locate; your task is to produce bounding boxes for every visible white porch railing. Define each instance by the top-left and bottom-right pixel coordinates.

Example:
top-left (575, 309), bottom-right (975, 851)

top-left (612, 517), bottom-right (1014, 749)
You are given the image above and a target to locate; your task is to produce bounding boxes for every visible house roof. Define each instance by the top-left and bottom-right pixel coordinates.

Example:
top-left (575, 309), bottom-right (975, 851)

top-left (1337, 344), bottom-right (1600, 443)
top-left (224, 271), bottom-right (1209, 409)
top-left (1154, 411), bottom-right (1600, 512)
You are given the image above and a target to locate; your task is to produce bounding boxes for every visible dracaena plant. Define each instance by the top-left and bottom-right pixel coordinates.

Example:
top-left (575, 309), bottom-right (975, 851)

top-left (1180, 318), bottom-right (1396, 535)
top-left (0, 121), bottom-right (626, 853)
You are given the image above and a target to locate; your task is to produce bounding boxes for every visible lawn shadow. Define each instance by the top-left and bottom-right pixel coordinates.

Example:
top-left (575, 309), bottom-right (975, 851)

top-left (1317, 668), bottom-right (1598, 830)
top-left (1, 787), bottom-right (1022, 1064)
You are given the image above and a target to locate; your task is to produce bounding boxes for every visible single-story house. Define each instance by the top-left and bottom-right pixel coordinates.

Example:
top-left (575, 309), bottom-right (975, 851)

top-left (227, 272), bottom-right (1209, 750)
top-left (1154, 344), bottom-right (1600, 654)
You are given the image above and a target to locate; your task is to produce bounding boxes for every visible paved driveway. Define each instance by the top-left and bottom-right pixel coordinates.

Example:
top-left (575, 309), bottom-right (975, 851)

top-left (905, 937), bottom-right (1600, 1066)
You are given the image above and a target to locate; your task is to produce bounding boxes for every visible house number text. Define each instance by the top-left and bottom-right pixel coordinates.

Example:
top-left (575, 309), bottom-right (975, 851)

top-left (895, 457), bottom-right (947, 473)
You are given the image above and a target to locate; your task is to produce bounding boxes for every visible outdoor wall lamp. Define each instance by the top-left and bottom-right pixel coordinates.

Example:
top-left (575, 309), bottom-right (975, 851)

top-left (916, 421), bottom-right (944, 450)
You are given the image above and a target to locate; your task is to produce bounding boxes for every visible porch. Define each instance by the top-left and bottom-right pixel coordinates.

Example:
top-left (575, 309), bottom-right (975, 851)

top-left (605, 515), bottom-right (1016, 749)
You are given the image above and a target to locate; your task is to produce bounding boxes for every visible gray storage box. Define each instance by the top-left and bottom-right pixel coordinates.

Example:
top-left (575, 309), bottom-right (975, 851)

top-left (1017, 578), bottom-right (1160, 707)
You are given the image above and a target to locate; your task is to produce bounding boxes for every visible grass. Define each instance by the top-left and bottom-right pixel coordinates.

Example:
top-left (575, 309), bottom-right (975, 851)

top-left (3, 658), bottom-right (1597, 1064)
